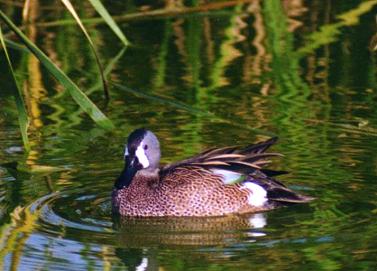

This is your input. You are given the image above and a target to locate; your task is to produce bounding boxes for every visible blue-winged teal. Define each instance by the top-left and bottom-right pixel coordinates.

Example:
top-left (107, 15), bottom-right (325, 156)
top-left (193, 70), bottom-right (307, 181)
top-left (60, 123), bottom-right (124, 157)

top-left (112, 129), bottom-right (313, 217)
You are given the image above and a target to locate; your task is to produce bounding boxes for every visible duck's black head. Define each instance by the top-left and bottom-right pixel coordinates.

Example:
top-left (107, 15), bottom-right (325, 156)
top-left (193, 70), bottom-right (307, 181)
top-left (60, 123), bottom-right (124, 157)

top-left (115, 128), bottom-right (161, 189)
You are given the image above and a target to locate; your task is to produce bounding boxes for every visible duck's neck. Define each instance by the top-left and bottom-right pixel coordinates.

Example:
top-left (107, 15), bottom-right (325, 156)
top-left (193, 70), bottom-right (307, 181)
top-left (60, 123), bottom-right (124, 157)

top-left (138, 168), bottom-right (160, 178)
top-left (115, 167), bottom-right (159, 190)
top-left (114, 167), bottom-right (133, 189)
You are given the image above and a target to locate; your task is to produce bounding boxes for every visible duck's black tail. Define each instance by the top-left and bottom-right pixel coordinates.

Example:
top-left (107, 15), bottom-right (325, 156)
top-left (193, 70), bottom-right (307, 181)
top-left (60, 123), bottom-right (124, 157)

top-left (249, 174), bottom-right (314, 205)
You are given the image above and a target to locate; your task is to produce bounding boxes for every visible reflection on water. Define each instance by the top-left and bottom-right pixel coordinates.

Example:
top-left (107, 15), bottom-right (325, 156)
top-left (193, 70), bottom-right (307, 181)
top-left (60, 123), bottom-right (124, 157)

top-left (113, 213), bottom-right (267, 247)
top-left (1, 0), bottom-right (377, 270)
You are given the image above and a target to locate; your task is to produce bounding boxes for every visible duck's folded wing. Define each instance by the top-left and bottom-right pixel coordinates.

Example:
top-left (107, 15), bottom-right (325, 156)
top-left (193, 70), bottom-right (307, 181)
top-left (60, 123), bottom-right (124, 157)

top-left (161, 137), bottom-right (284, 180)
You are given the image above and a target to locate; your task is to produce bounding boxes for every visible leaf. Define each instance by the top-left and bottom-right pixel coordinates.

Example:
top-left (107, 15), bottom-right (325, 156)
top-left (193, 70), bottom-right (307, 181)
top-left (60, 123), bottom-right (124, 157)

top-left (87, 0), bottom-right (130, 47)
top-left (4, 38), bottom-right (29, 53)
top-left (87, 47), bottom-right (127, 95)
top-left (0, 25), bottom-right (30, 151)
top-left (60, 0), bottom-right (110, 99)
top-left (0, 10), bottom-right (114, 130)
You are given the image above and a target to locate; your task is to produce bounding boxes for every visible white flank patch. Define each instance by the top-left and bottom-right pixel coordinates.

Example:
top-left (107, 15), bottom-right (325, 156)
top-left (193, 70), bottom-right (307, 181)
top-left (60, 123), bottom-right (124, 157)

top-left (241, 182), bottom-right (267, 207)
top-left (212, 169), bottom-right (242, 184)
top-left (136, 144), bottom-right (150, 168)
top-left (124, 146), bottom-right (129, 157)
top-left (136, 257), bottom-right (148, 271)
top-left (248, 213), bottom-right (267, 228)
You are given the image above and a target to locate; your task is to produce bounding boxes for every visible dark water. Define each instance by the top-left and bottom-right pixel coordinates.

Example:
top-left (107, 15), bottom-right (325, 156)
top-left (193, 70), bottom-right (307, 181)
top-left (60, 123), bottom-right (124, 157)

top-left (1, 1), bottom-right (377, 270)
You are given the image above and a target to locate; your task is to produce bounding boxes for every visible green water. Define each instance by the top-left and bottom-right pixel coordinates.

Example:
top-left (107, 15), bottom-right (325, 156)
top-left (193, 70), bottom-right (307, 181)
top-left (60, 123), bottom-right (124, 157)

top-left (1, 1), bottom-right (377, 270)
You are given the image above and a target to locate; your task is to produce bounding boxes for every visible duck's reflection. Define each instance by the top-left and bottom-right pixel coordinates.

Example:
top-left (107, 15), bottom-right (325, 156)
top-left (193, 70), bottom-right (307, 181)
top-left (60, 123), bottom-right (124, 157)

top-left (113, 212), bottom-right (267, 247)
top-left (113, 213), bottom-right (267, 270)
top-left (114, 248), bottom-right (155, 271)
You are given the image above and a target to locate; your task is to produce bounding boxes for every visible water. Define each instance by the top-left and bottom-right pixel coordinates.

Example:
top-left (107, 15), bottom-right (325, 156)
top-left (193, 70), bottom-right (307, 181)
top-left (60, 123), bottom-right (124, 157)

top-left (1, 1), bottom-right (377, 270)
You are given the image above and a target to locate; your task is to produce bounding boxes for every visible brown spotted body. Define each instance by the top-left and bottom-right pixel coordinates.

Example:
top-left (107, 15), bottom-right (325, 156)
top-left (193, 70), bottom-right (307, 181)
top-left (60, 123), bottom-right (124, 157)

top-left (112, 166), bottom-right (271, 216)
top-left (112, 129), bottom-right (313, 217)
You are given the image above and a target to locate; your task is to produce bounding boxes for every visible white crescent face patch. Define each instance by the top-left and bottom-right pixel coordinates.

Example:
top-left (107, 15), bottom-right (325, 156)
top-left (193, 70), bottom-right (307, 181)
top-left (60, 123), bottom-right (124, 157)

top-left (135, 143), bottom-right (150, 168)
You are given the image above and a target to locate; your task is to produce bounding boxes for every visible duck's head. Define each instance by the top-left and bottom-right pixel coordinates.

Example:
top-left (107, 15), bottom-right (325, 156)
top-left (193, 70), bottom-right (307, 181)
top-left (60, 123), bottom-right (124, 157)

top-left (115, 128), bottom-right (161, 189)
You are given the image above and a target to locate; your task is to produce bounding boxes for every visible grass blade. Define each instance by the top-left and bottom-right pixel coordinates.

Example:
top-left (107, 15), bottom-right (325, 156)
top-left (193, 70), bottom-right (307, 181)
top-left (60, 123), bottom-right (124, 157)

top-left (88, 0), bottom-right (130, 47)
top-left (87, 47), bottom-right (127, 94)
top-left (4, 38), bottom-right (29, 53)
top-left (60, 0), bottom-right (109, 99)
top-left (0, 10), bottom-right (114, 130)
top-left (0, 26), bottom-right (30, 151)
top-left (36, 0), bottom-right (254, 28)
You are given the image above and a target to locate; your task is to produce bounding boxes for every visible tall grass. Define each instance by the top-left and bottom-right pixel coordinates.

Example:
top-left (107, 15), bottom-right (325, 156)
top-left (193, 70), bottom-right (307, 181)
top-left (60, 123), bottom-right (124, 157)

top-left (0, 25), bottom-right (30, 151)
top-left (0, 0), bottom-right (132, 151)
top-left (0, 10), bottom-right (114, 131)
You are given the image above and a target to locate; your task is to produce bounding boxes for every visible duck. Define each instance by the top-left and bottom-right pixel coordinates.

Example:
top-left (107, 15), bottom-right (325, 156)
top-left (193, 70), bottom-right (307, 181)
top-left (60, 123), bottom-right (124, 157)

top-left (112, 128), bottom-right (314, 217)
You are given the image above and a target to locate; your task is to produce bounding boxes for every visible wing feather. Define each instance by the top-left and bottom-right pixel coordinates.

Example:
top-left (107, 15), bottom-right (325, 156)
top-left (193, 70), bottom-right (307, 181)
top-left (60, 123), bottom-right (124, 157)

top-left (162, 137), bottom-right (282, 177)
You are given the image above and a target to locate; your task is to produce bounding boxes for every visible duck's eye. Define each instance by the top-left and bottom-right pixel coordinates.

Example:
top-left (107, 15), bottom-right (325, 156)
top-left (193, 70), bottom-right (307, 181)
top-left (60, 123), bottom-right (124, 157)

top-left (144, 145), bottom-right (148, 150)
